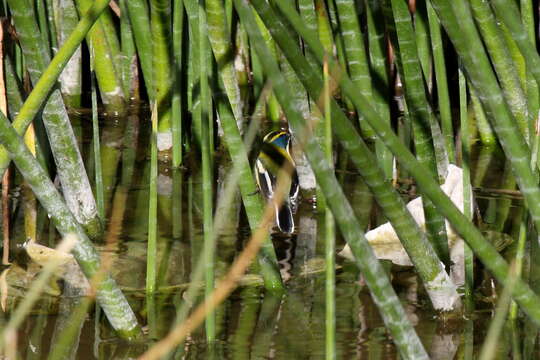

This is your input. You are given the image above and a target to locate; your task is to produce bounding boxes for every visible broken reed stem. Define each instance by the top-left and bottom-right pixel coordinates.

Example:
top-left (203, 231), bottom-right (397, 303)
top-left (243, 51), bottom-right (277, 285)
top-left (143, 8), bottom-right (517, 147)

top-left (139, 170), bottom-right (292, 360)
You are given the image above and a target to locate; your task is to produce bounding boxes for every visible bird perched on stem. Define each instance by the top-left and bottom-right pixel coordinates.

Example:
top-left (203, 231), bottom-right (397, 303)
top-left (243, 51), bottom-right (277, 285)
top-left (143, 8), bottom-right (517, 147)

top-left (255, 130), bottom-right (299, 234)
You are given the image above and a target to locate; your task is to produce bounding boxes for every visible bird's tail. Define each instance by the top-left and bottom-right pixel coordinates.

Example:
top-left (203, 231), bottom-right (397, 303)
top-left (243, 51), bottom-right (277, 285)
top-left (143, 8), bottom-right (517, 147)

top-left (275, 201), bottom-right (294, 234)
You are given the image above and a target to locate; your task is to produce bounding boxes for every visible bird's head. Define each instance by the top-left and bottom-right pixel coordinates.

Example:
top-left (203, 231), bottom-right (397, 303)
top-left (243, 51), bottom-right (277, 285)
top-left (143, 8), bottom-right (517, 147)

top-left (263, 130), bottom-right (291, 151)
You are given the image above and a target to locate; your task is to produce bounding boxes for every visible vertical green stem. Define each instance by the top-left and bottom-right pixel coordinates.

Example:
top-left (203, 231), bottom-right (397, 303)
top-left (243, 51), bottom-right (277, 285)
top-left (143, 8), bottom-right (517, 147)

top-left (75, 0), bottom-right (126, 113)
top-left (459, 66), bottom-right (473, 311)
top-left (323, 59), bottom-right (335, 360)
top-left (36, 0), bottom-right (52, 54)
top-left (54, 0), bottom-right (82, 108)
top-left (126, 0), bottom-right (153, 99)
top-left (366, 0), bottom-right (392, 179)
top-left (119, 0), bottom-right (137, 99)
top-left (470, 86), bottom-right (496, 145)
top-left (427, 0), bottom-right (453, 162)
top-left (146, 104), bottom-right (158, 294)
top-left (205, 0), bottom-right (244, 128)
top-left (335, 0), bottom-right (374, 138)
top-left (520, 0), bottom-right (539, 144)
top-left (150, 0), bottom-right (173, 148)
top-left (90, 51), bottom-right (104, 220)
top-left (184, 0), bottom-right (201, 145)
top-left (199, 0), bottom-right (215, 342)
top-left (298, 0), bottom-right (319, 71)
top-left (172, 0), bottom-right (184, 167)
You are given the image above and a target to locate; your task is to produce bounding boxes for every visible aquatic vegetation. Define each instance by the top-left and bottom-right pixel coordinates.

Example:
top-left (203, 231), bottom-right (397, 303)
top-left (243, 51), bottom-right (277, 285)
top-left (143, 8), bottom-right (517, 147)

top-left (0, 0), bottom-right (539, 358)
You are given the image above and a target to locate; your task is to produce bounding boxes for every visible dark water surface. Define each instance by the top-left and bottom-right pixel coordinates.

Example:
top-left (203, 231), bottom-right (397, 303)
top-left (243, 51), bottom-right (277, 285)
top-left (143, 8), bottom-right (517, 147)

top-left (6, 113), bottom-right (540, 359)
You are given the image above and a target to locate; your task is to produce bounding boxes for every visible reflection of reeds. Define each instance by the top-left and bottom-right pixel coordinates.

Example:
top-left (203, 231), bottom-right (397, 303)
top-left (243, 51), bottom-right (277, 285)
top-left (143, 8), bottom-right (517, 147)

top-left (140, 164), bottom-right (294, 359)
top-left (478, 263), bottom-right (518, 360)
top-left (0, 235), bottom-right (77, 353)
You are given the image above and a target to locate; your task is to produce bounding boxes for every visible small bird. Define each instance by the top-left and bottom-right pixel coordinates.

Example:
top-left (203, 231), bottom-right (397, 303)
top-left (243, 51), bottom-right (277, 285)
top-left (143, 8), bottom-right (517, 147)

top-left (255, 130), bottom-right (299, 234)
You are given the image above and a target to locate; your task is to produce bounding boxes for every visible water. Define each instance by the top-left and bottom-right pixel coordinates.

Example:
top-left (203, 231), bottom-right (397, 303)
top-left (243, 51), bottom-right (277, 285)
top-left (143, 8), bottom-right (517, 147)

top-left (4, 113), bottom-right (540, 358)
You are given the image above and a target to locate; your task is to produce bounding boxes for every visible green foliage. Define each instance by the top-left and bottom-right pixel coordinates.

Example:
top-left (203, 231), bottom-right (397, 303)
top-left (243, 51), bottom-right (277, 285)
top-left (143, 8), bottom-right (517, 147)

top-left (4, 0), bottom-right (540, 357)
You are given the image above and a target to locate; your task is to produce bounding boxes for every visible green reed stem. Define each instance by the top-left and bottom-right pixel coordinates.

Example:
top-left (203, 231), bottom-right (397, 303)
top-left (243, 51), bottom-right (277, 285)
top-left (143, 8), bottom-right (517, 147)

top-left (146, 104), bottom-right (158, 294)
top-left (490, 0), bottom-right (540, 94)
top-left (75, 0), bottom-right (125, 114)
top-left (126, 0), bottom-right (153, 99)
top-left (511, 113), bottom-right (540, 323)
top-left (4, 57), bottom-right (23, 119)
top-left (493, 161), bottom-right (516, 232)
top-left (0, 114), bottom-right (140, 338)
top-left (427, 0), bottom-right (453, 163)
top-left (478, 265), bottom-right (518, 360)
top-left (315, 0), bottom-right (333, 56)
top-left (198, 1), bottom-right (215, 342)
top-left (366, 0), bottom-right (392, 179)
top-left (255, 0), bottom-right (457, 310)
top-left (520, 0), bottom-right (539, 143)
top-left (252, 12), bottom-right (280, 124)
top-left (470, 86), bottom-right (496, 146)
top-left (8, 0), bottom-right (101, 239)
top-left (54, 0), bottom-right (82, 108)
top-left (90, 53), bottom-right (104, 221)
top-left (184, 0), bottom-right (201, 144)
top-left (335, 0), bottom-right (374, 139)
top-left (414, 1), bottom-right (432, 89)
top-left (510, 219), bottom-right (527, 320)
top-left (172, 169), bottom-right (183, 242)
top-left (469, 0), bottom-right (529, 140)
top-left (48, 296), bottom-right (94, 360)
top-left (323, 59), bottom-right (335, 360)
top-left (236, 1), bottom-right (429, 357)
top-left (459, 66), bottom-right (474, 311)
top-left (298, 0), bottom-right (319, 71)
top-left (313, 0), bottom-right (333, 209)
top-left (230, 286), bottom-right (260, 358)
top-left (119, 0), bottom-right (136, 99)
top-left (0, 0), bottom-right (111, 179)
top-left (151, 0), bottom-right (173, 139)
top-left (36, 0), bottom-right (51, 55)
top-left (205, 0), bottom-right (244, 128)
top-left (172, 0), bottom-right (184, 168)
top-left (391, 0), bottom-right (449, 266)
top-left (273, 0), bottom-right (540, 323)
